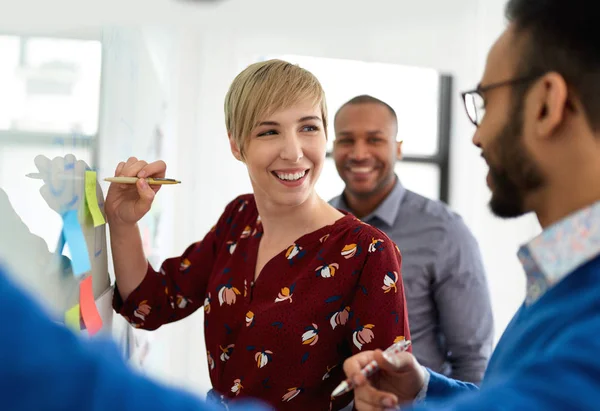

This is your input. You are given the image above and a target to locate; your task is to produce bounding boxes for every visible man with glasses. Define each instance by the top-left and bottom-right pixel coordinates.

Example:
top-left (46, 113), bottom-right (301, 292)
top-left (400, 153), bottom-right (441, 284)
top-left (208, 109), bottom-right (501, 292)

top-left (343, 0), bottom-right (600, 410)
top-left (329, 95), bottom-right (494, 384)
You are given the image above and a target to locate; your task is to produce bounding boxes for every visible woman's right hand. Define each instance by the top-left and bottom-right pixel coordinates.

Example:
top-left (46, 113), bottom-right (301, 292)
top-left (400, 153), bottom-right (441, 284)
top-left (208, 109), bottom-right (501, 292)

top-left (105, 157), bottom-right (167, 226)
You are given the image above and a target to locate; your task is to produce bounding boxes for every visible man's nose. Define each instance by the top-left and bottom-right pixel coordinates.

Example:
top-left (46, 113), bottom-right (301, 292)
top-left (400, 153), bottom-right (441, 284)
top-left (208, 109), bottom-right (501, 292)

top-left (349, 142), bottom-right (369, 161)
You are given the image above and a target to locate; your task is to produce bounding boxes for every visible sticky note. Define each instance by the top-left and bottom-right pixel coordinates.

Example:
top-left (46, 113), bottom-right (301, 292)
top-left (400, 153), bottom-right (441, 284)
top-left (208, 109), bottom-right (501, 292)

top-left (62, 210), bottom-right (91, 277)
top-left (65, 304), bottom-right (81, 332)
top-left (85, 170), bottom-right (106, 227)
top-left (79, 276), bottom-right (103, 336)
top-left (56, 231), bottom-right (66, 254)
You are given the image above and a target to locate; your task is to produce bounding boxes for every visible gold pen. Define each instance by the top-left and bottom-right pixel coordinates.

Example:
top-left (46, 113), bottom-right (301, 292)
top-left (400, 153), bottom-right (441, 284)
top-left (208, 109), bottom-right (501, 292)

top-left (103, 177), bottom-right (181, 185)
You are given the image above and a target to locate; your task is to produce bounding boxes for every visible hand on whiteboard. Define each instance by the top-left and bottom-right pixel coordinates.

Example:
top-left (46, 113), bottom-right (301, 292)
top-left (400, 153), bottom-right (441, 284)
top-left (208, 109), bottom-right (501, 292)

top-left (34, 154), bottom-right (89, 216)
top-left (105, 157), bottom-right (166, 225)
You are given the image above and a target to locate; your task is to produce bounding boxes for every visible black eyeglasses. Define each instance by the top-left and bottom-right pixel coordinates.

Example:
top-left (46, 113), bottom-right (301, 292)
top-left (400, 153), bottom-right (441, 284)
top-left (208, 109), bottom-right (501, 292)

top-left (460, 74), bottom-right (543, 127)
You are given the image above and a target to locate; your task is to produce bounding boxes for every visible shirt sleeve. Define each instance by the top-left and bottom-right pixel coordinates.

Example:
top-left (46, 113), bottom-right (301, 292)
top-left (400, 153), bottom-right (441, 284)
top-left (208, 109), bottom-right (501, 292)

top-left (432, 217), bottom-right (494, 383)
top-left (113, 198), bottom-right (238, 330)
top-left (419, 368), bottom-right (479, 403)
top-left (348, 232), bottom-right (411, 354)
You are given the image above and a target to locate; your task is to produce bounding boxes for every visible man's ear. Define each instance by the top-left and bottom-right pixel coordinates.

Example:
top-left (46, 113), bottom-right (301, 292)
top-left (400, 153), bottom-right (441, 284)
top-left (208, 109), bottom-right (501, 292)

top-left (533, 72), bottom-right (569, 140)
top-left (396, 140), bottom-right (403, 160)
top-left (229, 133), bottom-right (243, 162)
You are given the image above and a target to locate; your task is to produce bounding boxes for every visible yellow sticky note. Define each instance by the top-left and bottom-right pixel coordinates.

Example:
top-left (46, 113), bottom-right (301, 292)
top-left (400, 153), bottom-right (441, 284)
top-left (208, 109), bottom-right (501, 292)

top-left (65, 304), bottom-right (81, 332)
top-left (85, 170), bottom-right (106, 227)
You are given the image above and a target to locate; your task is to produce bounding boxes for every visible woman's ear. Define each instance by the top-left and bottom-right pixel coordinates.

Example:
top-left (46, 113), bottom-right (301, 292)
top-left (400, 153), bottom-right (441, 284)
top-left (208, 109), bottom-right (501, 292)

top-left (229, 133), bottom-right (243, 162)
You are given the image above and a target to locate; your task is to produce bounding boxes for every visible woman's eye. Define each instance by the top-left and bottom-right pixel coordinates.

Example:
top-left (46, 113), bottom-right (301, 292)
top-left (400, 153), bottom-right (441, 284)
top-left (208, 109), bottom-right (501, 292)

top-left (301, 125), bottom-right (319, 132)
top-left (257, 130), bottom-right (277, 137)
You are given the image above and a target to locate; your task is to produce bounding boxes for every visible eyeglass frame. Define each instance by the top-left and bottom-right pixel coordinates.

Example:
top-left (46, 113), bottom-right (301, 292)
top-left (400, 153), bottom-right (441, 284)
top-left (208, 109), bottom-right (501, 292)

top-left (460, 74), bottom-right (545, 127)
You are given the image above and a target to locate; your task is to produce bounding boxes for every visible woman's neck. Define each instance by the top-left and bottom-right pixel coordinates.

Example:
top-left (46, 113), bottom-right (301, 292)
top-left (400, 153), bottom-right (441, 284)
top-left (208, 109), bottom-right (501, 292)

top-left (255, 191), bottom-right (339, 245)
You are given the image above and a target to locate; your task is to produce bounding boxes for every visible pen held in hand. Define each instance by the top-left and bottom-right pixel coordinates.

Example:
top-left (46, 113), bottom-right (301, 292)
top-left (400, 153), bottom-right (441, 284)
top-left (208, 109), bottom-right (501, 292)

top-left (26, 173), bottom-right (181, 185)
top-left (104, 177), bottom-right (181, 185)
top-left (331, 339), bottom-right (411, 398)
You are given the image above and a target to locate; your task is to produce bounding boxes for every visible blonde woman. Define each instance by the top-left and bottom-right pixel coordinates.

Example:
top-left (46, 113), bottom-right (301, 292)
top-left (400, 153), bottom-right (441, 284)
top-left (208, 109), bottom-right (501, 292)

top-left (106, 59), bottom-right (410, 410)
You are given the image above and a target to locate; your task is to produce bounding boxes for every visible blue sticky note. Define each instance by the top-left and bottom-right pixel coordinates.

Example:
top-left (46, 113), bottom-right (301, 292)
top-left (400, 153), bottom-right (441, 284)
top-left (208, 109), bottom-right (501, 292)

top-left (56, 231), bottom-right (66, 254)
top-left (62, 210), bottom-right (91, 277)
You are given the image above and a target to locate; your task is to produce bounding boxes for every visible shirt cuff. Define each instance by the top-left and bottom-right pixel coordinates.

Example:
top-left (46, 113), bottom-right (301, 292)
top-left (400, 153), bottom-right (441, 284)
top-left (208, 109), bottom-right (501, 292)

top-left (414, 366), bottom-right (430, 402)
top-left (111, 262), bottom-right (156, 315)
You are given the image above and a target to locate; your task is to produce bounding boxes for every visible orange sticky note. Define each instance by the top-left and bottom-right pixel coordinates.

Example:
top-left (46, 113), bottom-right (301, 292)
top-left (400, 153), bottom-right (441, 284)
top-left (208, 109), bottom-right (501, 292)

top-left (79, 276), bottom-right (103, 335)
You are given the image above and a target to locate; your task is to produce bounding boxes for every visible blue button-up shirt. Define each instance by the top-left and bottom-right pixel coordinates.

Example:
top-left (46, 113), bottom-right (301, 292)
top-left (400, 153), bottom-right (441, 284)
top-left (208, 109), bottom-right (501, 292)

top-left (330, 179), bottom-right (494, 383)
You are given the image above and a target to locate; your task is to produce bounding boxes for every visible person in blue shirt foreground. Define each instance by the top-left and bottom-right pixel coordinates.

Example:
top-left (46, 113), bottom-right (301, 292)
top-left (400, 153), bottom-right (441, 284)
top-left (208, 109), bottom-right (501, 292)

top-left (0, 264), bottom-right (269, 411)
top-left (343, 0), bottom-right (600, 410)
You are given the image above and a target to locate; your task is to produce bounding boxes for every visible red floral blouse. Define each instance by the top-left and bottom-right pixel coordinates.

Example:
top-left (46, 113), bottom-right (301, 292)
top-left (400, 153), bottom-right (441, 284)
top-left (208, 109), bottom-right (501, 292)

top-left (113, 194), bottom-right (410, 410)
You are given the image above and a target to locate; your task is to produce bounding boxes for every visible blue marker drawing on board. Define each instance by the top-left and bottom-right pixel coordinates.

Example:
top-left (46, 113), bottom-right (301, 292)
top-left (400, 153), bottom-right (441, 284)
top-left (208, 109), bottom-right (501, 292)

top-left (43, 139), bottom-right (68, 197)
top-left (33, 154), bottom-right (87, 216)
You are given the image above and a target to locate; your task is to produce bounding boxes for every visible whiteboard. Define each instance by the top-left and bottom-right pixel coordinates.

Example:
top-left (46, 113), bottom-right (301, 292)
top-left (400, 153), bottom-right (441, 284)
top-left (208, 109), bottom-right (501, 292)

top-left (98, 26), bottom-right (171, 367)
top-left (0, 27), bottom-right (169, 344)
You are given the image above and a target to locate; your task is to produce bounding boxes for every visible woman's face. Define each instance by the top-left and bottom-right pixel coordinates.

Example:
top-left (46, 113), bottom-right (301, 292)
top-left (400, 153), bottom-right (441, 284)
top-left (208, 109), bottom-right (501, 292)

top-left (232, 99), bottom-right (327, 209)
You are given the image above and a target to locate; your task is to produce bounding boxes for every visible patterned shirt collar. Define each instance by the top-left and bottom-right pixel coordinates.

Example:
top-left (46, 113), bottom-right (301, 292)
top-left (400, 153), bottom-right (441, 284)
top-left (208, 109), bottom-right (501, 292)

top-left (517, 200), bottom-right (600, 305)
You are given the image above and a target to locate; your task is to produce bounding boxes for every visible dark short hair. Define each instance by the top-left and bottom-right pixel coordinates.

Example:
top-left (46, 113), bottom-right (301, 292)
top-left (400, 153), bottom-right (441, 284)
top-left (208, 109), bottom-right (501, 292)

top-left (506, 0), bottom-right (600, 130)
top-left (334, 95), bottom-right (398, 131)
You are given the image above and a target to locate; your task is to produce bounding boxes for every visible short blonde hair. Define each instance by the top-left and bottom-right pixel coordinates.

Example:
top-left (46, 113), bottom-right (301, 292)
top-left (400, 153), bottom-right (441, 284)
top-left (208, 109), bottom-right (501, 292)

top-left (224, 59), bottom-right (328, 156)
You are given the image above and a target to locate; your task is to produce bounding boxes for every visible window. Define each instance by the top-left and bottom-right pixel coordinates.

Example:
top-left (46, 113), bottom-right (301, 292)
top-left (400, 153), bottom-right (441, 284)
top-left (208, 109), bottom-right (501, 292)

top-left (261, 54), bottom-right (452, 203)
top-left (0, 35), bottom-right (102, 249)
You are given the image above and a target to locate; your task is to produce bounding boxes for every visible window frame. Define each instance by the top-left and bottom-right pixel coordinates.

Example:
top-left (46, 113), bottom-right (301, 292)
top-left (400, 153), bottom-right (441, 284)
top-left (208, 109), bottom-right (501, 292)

top-left (0, 33), bottom-right (104, 169)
